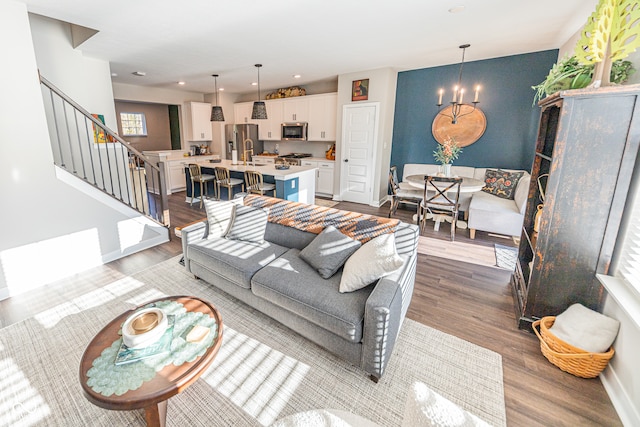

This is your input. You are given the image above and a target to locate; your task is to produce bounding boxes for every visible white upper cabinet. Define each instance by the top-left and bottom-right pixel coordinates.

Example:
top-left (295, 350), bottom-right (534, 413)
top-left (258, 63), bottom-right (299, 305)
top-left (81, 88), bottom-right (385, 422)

top-left (307, 93), bottom-right (337, 141)
top-left (234, 93), bottom-right (337, 142)
top-left (233, 102), bottom-right (258, 125)
top-left (185, 102), bottom-right (212, 141)
top-left (259, 99), bottom-right (284, 141)
top-left (283, 97), bottom-right (309, 122)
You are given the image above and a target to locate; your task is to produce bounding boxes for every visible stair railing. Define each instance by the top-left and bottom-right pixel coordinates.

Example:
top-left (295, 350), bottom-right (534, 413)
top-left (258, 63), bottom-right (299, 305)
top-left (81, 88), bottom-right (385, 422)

top-left (39, 74), bottom-right (169, 227)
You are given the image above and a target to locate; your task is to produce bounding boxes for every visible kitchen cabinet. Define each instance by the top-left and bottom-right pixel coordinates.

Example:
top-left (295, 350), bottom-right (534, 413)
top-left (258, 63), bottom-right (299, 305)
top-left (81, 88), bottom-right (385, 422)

top-left (185, 102), bottom-right (212, 141)
top-left (301, 159), bottom-right (334, 196)
top-left (252, 155), bottom-right (277, 164)
top-left (308, 93), bottom-right (337, 141)
top-left (168, 159), bottom-right (189, 192)
top-left (512, 85), bottom-right (640, 330)
top-left (283, 97), bottom-right (309, 122)
top-left (233, 102), bottom-right (258, 125)
top-left (258, 99), bottom-right (284, 141)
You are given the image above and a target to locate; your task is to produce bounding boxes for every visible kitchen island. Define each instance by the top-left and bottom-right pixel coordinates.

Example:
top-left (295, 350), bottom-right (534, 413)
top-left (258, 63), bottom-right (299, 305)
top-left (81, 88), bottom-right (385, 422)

top-left (184, 159), bottom-right (317, 204)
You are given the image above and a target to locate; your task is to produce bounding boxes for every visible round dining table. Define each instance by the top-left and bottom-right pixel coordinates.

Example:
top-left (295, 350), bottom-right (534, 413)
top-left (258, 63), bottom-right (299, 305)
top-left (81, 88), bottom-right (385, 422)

top-left (405, 174), bottom-right (485, 230)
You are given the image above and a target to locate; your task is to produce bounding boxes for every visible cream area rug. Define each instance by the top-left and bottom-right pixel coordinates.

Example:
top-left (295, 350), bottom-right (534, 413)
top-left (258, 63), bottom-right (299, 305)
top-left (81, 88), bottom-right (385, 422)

top-left (0, 256), bottom-right (506, 426)
top-left (418, 236), bottom-right (498, 268)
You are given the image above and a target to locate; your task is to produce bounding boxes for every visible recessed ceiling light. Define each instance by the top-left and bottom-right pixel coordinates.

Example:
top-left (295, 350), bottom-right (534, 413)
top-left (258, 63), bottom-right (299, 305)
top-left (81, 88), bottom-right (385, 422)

top-left (111, 72), bottom-right (118, 77)
top-left (448, 5), bottom-right (465, 13)
top-left (132, 71), bottom-right (146, 76)
top-left (251, 82), bottom-right (258, 86)
top-left (293, 74), bottom-right (301, 79)
top-left (219, 87), bottom-right (225, 91)
top-left (177, 81), bottom-right (186, 85)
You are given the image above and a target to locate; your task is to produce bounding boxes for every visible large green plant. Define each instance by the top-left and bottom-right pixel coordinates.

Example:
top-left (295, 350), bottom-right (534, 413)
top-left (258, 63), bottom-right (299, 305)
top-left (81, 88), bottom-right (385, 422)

top-left (531, 55), bottom-right (634, 105)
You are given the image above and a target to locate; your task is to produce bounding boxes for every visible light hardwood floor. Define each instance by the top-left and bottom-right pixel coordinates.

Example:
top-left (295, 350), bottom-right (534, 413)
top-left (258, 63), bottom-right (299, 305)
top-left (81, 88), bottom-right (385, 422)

top-left (0, 193), bottom-right (622, 426)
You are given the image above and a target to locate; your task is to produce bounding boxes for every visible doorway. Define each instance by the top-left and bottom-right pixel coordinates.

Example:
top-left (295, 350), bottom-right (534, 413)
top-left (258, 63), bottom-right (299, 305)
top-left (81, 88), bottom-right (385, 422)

top-left (340, 103), bottom-right (379, 204)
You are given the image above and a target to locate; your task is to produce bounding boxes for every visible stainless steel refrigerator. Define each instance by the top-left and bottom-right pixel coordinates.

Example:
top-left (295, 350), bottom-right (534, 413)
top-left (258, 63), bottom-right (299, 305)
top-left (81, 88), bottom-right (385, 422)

top-left (224, 124), bottom-right (262, 161)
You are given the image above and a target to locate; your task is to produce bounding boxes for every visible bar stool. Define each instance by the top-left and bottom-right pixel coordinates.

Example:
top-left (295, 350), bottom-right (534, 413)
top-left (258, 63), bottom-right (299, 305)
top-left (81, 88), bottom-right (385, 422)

top-left (214, 166), bottom-right (245, 200)
top-left (245, 170), bottom-right (276, 196)
top-left (188, 163), bottom-right (216, 208)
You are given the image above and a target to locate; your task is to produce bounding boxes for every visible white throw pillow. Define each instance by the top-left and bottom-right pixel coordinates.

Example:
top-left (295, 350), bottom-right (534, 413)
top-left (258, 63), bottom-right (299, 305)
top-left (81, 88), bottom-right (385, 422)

top-left (339, 233), bottom-right (404, 293)
top-left (203, 199), bottom-right (236, 238)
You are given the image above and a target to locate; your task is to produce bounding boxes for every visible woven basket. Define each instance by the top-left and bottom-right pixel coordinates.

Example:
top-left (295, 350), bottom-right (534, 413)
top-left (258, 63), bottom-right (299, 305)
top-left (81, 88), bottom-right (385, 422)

top-left (532, 316), bottom-right (614, 378)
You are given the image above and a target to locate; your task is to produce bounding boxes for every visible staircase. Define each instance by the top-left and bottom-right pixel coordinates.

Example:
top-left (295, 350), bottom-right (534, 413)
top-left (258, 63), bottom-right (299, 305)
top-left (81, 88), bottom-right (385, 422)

top-left (39, 74), bottom-right (169, 227)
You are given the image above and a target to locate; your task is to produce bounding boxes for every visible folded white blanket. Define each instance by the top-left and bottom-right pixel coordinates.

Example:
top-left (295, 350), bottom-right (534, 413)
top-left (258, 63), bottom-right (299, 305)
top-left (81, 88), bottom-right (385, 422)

top-left (549, 303), bottom-right (620, 353)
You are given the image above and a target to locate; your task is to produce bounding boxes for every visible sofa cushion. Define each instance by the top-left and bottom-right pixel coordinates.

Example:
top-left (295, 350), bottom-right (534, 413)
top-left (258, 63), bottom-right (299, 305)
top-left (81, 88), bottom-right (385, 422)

top-left (189, 237), bottom-right (288, 289)
top-left (251, 248), bottom-right (373, 343)
top-left (340, 234), bottom-right (404, 293)
top-left (482, 169), bottom-right (524, 200)
top-left (299, 226), bottom-right (361, 279)
top-left (226, 205), bottom-right (269, 243)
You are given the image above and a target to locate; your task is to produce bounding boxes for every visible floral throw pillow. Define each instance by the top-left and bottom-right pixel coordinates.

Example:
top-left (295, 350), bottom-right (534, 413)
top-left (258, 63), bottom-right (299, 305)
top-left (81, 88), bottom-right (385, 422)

top-left (482, 169), bottom-right (524, 200)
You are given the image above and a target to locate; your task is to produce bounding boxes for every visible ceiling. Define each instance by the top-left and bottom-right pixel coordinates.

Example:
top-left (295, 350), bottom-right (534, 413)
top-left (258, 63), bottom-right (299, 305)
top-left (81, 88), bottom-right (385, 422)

top-left (22, 0), bottom-right (598, 95)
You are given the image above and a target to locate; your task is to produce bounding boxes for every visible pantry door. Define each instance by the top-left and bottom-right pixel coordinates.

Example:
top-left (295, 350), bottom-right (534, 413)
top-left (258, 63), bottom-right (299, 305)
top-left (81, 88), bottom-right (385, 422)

top-left (340, 103), bottom-right (379, 204)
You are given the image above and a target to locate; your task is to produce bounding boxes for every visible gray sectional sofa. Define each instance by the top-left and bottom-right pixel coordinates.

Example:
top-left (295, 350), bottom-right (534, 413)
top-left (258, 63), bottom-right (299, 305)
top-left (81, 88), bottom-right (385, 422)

top-left (181, 194), bottom-right (419, 381)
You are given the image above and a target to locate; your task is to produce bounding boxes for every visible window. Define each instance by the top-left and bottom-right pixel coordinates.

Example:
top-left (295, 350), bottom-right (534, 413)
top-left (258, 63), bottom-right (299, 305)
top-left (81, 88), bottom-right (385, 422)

top-left (120, 112), bottom-right (147, 136)
top-left (613, 178), bottom-right (640, 297)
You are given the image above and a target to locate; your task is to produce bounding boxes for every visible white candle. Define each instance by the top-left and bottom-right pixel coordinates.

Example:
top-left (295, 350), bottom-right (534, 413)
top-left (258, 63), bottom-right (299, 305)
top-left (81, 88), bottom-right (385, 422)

top-left (474, 86), bottom-right (480, 103)
top-left (452, 86), bottom-right (458, 103)
top-left (438, 89), bottom-right (443, 105)
top-left (459, 88), bottom-right (464, 104)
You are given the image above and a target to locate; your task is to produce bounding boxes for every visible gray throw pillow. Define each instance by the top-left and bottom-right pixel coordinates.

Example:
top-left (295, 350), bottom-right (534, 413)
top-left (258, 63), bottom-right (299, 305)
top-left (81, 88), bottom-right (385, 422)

top-left (299, 225), bottom-right (361, 279)
top-left (225, 205), bottom-right (269, 243)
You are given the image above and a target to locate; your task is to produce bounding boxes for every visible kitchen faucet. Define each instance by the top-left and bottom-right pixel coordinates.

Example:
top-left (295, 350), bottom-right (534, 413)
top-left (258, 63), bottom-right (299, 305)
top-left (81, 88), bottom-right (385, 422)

top-left (243, 138), bottom-right (254, 166)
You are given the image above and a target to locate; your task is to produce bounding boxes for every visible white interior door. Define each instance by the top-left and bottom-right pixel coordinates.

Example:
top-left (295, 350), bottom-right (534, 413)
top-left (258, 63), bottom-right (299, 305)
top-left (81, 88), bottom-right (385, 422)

top-left (340, 103), bottom-right (378, 204)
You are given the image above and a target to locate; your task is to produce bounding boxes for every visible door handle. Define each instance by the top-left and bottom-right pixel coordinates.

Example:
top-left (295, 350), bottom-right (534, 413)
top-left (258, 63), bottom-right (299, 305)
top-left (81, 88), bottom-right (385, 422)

top-left (344, 159), bottom-right (349, 162)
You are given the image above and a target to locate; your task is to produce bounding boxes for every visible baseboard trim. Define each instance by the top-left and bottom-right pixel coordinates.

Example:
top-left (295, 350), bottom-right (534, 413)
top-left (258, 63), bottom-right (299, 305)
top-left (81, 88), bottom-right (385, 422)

top-left (600, 366), bottom-right (640, 426)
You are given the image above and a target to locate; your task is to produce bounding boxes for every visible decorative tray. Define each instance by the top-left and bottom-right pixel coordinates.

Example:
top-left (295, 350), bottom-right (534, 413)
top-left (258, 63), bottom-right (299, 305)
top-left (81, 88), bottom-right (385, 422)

top-left (275, 164), bottom-right (290, 170)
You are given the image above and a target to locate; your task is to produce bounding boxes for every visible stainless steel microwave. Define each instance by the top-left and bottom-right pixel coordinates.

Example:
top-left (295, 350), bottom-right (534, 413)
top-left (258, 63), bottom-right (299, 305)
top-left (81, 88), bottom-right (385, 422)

top-left (281, 122), bottom-right (308, 141)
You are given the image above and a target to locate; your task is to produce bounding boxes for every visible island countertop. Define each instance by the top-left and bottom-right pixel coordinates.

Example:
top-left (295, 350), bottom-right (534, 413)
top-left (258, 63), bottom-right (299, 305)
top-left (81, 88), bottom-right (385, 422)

top-left (186, 158), bottom-right (317, 180)
top-left (184, 158), bottom-right (317, 204)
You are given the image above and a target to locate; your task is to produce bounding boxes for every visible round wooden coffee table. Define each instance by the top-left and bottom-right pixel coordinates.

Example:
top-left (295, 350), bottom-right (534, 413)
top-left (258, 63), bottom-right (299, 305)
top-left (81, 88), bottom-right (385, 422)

top-left (79, 296), bottom-right (223, 427)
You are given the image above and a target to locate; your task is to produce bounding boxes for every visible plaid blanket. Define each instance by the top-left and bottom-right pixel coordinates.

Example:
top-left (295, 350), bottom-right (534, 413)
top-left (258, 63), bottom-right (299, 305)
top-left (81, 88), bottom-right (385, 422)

top-left (243, 195), bottom-right (400, 243)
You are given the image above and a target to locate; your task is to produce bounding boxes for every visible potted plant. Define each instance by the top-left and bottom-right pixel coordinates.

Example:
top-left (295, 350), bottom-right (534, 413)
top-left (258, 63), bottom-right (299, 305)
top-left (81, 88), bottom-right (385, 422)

top-left (531, 55), bottom-right (634, 105)
top-left (433, 137), bottom-right (462, 177)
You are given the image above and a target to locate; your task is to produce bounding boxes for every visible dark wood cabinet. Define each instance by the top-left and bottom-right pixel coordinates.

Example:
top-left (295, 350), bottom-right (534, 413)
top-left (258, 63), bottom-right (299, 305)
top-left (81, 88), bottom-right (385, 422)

top-left (513, 85), bottom-right (640, 329)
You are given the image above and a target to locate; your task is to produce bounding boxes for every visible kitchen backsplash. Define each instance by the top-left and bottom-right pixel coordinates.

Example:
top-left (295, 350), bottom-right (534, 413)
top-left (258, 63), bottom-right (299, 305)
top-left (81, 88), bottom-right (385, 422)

top-left (263, 141), bottom-right (333, 157)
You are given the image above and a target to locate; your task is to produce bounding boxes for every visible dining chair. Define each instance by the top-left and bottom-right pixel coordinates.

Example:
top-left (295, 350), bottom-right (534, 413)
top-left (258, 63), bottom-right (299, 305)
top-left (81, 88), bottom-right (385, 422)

top-left (214, 166), bottom-right (245, 200)
top-left (388, 166), bottom-right (422, 221)
top-left (188, 163), bottom-right (216, 208)
top-left (244, 170), bottom-right (276, 196)
top-left (419, 175), bottom-right (463, 241)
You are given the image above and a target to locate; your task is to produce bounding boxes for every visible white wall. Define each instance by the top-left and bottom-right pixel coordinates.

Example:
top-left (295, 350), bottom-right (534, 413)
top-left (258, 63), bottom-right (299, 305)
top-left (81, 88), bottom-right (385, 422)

top-left (335, 68), bottom-right (398, 206)
top-left (0, 2), bottom-right (165, 300)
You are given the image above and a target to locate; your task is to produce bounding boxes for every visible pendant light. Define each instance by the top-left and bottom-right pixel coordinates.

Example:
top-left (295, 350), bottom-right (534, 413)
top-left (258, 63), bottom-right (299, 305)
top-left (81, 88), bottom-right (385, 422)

top-left (210, 74), bottom-right (225, 122)
top-left (436, 44), bottom-right (481, 124)
top-left (251, 64), bottom-right (268, 120)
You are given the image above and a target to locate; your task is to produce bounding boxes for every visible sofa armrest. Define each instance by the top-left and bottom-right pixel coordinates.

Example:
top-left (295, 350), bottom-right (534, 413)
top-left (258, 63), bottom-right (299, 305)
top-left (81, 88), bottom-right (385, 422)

top-left (181, 221), bottom-right (207, 271)
top-left (361, 253), bottom-right (417, 380)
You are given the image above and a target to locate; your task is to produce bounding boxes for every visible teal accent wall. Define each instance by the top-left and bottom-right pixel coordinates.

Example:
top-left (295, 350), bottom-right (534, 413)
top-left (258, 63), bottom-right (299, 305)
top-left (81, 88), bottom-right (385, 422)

top-left (391, 50), bottom-right (558, 179)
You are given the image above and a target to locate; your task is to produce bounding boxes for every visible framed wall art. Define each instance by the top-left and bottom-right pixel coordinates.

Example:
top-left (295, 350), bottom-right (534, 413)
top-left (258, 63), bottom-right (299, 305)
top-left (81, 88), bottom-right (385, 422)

top-left (352, 79), bottom-right (369, 101)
